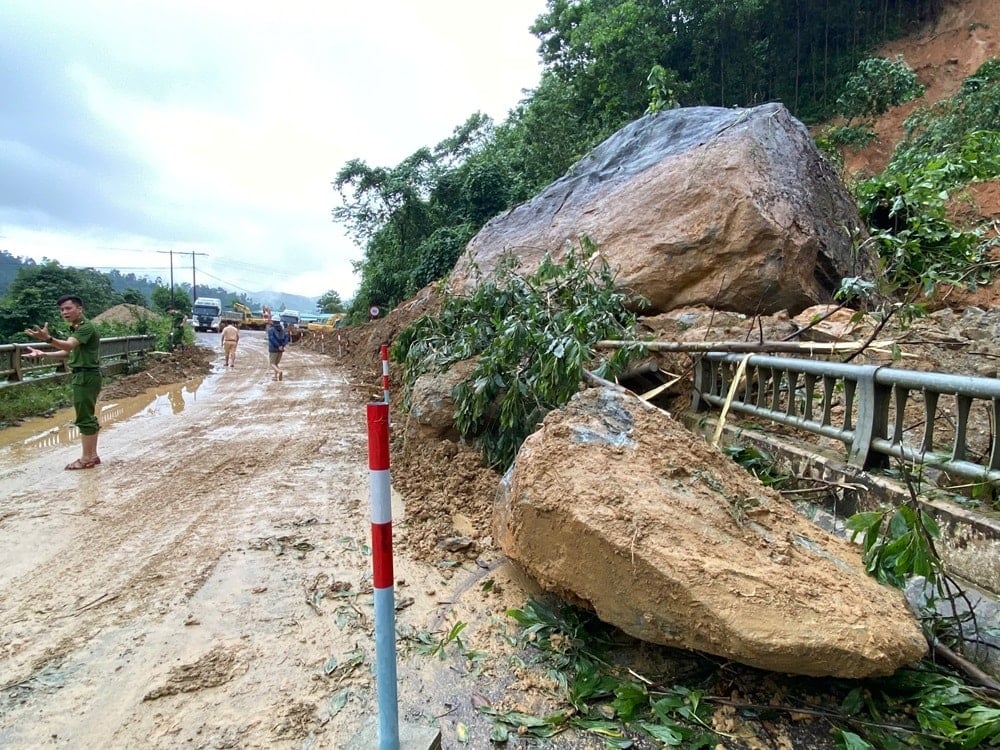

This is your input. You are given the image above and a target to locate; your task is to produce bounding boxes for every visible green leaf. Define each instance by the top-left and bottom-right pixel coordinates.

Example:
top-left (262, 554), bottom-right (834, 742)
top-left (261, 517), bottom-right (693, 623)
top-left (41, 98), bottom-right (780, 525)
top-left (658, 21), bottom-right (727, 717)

top-left (488, 724), bottom-right (509, 743)
top-left (836, 730), bottom-right (875, 749)
top-left (327, 689), bottom-right (350, 718)
top-left (612, 681), bottom-right (648, 721)
top-left (637, 721), bottom-right (685, 745)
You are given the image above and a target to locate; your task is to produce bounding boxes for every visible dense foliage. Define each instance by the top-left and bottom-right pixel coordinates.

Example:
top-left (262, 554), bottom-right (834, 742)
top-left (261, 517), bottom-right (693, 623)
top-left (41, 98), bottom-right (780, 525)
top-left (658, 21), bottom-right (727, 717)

top-left (394, 241), bottom-right (643, 468)
top-left (852, 58), bottom-right (1000, 296)
top-left (335, 0), bottom-right (949, 318)
top-left (0, 262), bottom-right (121, 341)
top-left (836, 55), bottom-right (925, 125)
top-left (1, 262), bottom-right (167, 342)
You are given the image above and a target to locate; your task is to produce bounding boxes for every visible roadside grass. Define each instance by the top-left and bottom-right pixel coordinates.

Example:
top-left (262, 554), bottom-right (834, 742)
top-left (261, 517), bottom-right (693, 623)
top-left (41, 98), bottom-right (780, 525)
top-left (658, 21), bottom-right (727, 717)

top-left (95, 316), bottom-right (189, 352)
top-left (0, 377), bottom-right (72, 427)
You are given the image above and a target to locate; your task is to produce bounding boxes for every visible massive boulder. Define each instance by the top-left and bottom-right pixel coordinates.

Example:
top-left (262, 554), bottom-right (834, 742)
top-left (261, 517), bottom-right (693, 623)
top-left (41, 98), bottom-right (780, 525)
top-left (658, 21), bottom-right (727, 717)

top-left (452, 103), bottom-right (875, 316)
top-left (494, 387), bottom-right (927, 678)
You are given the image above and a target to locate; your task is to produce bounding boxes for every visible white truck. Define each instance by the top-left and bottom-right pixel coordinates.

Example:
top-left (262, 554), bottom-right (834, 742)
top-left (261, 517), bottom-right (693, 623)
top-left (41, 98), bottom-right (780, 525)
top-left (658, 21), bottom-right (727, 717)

top-left (278, 309), bottom-right (301, 326)
top-left (191, 297), bottom-right (223, 332)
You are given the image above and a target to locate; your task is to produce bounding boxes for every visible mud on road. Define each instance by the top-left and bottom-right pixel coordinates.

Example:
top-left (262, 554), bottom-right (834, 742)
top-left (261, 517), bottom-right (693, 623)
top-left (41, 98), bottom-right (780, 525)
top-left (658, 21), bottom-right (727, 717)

top-left (0, 332), bottom-right (533, 749)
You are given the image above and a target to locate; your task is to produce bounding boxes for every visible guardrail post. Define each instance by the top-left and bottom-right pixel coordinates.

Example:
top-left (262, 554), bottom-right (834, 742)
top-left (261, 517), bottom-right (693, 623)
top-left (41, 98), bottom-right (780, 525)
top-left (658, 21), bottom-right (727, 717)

top-left (691, 355), bottom-right (712, 412)
top-left (849, 365), bottom-right (889, 469)
top-left (13, 345), bottom-right (24, 382)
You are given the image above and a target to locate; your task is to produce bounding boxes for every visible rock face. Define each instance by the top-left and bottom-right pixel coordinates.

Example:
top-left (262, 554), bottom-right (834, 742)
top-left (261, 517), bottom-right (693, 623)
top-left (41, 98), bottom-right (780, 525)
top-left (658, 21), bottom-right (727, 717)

top-left (494, 387), bottom-right (928, 678)
top-left (452, 103), bottom-right (874, 316)
top-left (404, 358), bottom-right (478, 442)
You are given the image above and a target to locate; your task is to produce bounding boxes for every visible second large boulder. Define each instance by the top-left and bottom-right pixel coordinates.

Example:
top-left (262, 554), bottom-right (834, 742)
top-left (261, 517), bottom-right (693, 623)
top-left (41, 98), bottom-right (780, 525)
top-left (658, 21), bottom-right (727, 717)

top-left (494, 387), bottom-right (927, 678)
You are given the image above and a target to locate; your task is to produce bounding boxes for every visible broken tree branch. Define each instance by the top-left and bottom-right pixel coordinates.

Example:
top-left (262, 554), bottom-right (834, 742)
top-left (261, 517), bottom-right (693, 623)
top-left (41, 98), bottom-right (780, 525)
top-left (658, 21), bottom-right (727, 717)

top-left (582, 370), bottom-right (672, 416)
top-left (593, 339), bottom-right (897, 354)
top-left (933, 640), bottom-right (1000, 695)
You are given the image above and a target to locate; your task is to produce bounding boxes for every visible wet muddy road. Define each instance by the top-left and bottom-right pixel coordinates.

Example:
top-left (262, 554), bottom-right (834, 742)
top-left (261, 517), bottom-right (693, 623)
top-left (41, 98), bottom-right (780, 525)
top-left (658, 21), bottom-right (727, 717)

top-left (0, 332), bottom-right (513, 748)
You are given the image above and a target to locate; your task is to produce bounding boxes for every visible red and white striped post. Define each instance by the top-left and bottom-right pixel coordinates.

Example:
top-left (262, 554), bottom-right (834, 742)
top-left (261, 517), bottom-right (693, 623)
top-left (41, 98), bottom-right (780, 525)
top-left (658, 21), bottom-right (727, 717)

top-left (366, 401), bottom-right (399, 749)
top-left (380, 344), bottom-right (390, 403)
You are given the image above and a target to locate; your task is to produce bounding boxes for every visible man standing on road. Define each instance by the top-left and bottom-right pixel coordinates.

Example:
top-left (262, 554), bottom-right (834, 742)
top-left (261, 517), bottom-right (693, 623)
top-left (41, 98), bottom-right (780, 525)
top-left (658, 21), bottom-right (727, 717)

top-left (23, 294), bottom-right (103, 470)
top-left (220, 322), bottom-right (240, 367)
top-left (267, 317), bottom-right (289, 381)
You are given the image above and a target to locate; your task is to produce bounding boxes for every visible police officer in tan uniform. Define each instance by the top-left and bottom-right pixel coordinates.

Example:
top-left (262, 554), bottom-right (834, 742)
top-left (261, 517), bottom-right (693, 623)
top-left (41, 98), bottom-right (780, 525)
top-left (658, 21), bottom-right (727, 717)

top-left (220, 323), bottom-right (240, 367)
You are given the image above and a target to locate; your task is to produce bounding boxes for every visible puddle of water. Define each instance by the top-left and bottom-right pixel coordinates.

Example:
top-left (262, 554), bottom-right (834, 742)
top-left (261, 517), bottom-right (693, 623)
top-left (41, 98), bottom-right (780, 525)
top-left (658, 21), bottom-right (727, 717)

top-left (0, 378), bottom-right (207, 455)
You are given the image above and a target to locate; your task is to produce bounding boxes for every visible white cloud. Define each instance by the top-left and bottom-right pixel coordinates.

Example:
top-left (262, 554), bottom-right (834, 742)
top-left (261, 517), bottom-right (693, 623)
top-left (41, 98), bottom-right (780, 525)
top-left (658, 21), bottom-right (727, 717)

top-left (0, 0), bottom-right (545, 302)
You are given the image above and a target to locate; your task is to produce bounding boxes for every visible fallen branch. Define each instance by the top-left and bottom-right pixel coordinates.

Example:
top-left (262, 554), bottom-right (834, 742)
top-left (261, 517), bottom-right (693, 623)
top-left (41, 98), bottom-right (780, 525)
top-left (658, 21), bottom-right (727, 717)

top-left (582, 369), bottom-right (630, 393)
top-left (582, 370), bottom-right (672, 416)
top-left (702, 696), bottom-right (948, 739)
top-left (842, 304), bottom-right (898, 364)
top-left (617, 361), bottom-right (661, 380)
top-left (594, 339), bottom-right (898, 355)
top-left (933, 640), bottom-right (1000, 695)
top-left (781, 301), bottom-right (850, 342)
top-left (59, 591), bottom-right (119, 618)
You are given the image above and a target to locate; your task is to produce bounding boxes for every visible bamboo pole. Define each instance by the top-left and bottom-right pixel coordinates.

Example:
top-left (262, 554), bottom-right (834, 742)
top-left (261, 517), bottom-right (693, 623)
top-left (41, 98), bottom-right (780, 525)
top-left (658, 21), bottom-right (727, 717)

top-left (594, 339), bottom-right (900, 355)
top-left (711, 354), bottom-right (751, 448)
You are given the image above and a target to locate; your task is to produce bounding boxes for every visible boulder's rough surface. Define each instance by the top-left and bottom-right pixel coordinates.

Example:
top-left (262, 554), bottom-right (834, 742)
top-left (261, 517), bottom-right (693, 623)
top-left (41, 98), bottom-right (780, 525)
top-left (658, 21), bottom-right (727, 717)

top-left (494, 387), bottom-right (927, 678)
top-left (453, 103), bottom-right (874, 316)
top-left (404, 358), bottom-right (478, 442)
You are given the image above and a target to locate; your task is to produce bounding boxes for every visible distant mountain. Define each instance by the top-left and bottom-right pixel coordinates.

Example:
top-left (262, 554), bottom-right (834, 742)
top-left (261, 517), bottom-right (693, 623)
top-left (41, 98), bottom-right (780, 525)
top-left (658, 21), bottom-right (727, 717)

top-left (251, 290), bottom-right (320, 314)
top-left (0, 252), bottom-right (319, 313)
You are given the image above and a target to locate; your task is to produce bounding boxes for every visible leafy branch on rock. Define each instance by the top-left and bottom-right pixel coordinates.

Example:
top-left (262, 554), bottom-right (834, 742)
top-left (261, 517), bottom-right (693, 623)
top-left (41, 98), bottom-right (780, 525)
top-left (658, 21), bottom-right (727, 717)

top-left (394, 238), bottom-right (646, 468)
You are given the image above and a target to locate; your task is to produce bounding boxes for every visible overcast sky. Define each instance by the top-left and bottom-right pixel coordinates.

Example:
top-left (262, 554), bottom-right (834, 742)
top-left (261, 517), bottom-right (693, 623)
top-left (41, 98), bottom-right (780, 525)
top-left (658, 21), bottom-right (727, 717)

top-left (0, 0), bottom-right (546, 302)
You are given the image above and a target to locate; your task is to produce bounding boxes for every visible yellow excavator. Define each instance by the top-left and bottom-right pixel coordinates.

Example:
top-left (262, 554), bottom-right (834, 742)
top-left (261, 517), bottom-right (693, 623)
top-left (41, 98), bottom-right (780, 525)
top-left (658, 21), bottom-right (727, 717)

top-left (231, 302), bottom-right (269, 330)
top-left (306, 313), bottom-right (346, 334)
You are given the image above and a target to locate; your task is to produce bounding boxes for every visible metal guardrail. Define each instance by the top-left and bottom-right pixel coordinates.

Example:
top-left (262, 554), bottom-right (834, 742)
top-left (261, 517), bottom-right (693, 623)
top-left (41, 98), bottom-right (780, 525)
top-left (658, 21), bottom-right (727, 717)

top-left (0, 336), bottom-right (156, 383)
top-left (693, 353), bottom-right (1000, 485)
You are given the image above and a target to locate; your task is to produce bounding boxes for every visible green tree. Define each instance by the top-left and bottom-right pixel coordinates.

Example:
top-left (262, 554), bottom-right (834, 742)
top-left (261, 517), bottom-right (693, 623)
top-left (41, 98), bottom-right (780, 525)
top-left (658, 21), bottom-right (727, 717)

top-left (532, 0), bottom-right (673, 132)
top-left (0, 251), bottom-right (36, 297)
top-left (316, 290), bottom-right (346, 314)
top-left (150, 285), bottom-right (191, 315)
top-left (836, 55), bottom-right (924, 124)
top-left (121, 288), bottom-right (148, 307)
top-left (336, 114), bottom-right (508, 314)
top-left (0, 262), bottom-right (121, 341)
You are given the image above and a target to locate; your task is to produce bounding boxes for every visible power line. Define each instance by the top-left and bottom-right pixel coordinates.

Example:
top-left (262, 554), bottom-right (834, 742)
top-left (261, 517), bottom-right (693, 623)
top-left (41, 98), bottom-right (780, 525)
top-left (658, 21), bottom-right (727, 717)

top-left (156, 250), bottom-right (208, 302)
top-left (206, 253), bottom-right (302, 280)
top-left (196, 268), bottom-right (262, 295)
top-left (82, 266), bottom-right (173, 271)
top-left (95, 245), bottom-right (165, 253)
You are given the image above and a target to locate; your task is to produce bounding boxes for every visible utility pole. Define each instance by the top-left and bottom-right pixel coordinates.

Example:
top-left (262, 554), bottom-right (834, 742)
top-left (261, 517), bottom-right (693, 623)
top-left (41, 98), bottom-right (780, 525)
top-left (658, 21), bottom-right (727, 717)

top-left (156, 250), bottom-right (176, 307)
top-left (177, 251), bottom-right (208, 301)
top-left (157, 250), bottom-right (207, 308)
